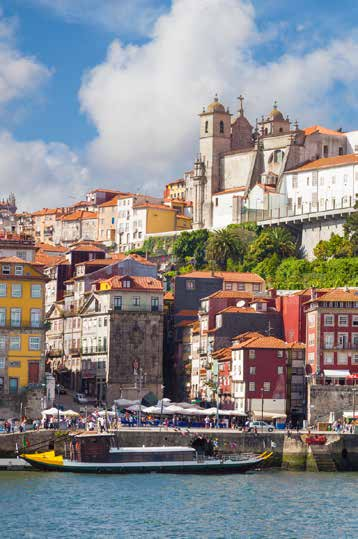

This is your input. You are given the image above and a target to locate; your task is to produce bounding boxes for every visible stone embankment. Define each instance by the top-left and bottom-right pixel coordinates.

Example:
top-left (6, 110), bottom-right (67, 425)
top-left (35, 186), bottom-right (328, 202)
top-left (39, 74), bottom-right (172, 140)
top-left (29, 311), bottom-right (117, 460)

top-left (0, 429), bottom-right (357, 471)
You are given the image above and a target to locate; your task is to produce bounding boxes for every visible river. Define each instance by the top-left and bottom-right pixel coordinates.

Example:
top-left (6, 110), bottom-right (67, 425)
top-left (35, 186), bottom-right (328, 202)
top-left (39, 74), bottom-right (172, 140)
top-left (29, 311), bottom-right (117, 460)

top-left (1, 471), bottom-right (357, 538)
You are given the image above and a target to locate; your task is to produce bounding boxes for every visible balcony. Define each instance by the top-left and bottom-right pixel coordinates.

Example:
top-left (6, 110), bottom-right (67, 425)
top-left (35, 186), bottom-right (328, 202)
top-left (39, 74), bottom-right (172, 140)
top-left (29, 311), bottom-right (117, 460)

top-left (47, 349), bottom-right (62, 357)
top-left (81, 346), bottom-right (108, 355)
top-left (323, 343), bottom-right (358, 350)
top-left (69, 347), bottom-right (81, 356)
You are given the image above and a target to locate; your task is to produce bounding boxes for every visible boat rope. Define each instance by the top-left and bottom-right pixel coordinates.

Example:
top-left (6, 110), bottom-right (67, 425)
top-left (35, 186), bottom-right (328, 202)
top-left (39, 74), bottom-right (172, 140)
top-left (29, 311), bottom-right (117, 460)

top-left (17, 430), bottom-right (85, 455)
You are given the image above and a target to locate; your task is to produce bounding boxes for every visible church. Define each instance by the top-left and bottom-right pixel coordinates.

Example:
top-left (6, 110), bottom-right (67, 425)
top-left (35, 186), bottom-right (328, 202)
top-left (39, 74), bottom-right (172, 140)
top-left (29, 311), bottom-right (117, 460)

top-left (186, 95), bottom-right (356, 230)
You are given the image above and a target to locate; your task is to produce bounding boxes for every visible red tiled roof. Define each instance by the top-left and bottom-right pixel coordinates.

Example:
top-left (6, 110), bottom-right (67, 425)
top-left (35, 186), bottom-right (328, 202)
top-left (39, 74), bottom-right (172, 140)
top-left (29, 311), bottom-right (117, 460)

top-left (204, 290), bottom-right (253, 300)
top-left (164, 291), bottom-right (174, 301)
top-left (35, 242), bottom-right (67, 253)
top-left (289, 154), bottom-right (358, 173)
top-left (99, 275), bottom-right (163, 291)
top-left (68, 243), bottom-right (105, 253)
top-left (110, 253), bottom-right (156, 266)
top-left (35, 253), bottom-right (67, 267)
top-left (176, 309), bottom-right (198, 317)
top-left (134, 203), bottom-right (175, 212)
top-left (32, 208), bottom-right (64, 217)
top-left (75, 258), bottom-right (115, 267)
top-left (59, 210), bottom-right (97, 221)
top-left (0, 256), bottom-right (30, 264)
top-left (213, 187), bottom-right (246, 196)
top-left (99, 195), bottom-right (121, 208)
top-left (179, 271), bottom-right (264, 283)
top-left (232, 334), bottom-right (305, 350)
top-left (218, 306), bottom-right (256, 314)
top-left (305, 288), bottom-right (358, 304)
top-left (255, 184), bottom-right (277, 193)
top-left (303, 125), bottom-right (346, 137)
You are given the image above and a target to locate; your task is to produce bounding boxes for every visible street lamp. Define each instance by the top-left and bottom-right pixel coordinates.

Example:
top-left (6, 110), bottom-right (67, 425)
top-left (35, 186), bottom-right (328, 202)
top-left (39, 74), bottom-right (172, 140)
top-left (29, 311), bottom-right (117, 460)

top-left (261, 387), bottom-right (264, 432)
top-left (56, 383), bottom-right (61, 429)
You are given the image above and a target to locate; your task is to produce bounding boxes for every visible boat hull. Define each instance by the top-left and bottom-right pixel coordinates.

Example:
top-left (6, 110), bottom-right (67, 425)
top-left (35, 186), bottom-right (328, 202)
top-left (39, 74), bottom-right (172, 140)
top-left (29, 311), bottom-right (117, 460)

top-left (21, 453), bottom-right (272, 474)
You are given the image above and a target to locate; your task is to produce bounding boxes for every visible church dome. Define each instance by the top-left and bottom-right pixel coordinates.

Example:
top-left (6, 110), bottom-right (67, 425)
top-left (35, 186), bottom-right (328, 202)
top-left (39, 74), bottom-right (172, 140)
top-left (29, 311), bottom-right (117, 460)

top-left (268, 101), bottom-right (284, 121)
top-left (207, 94), bottom-right (226, 113)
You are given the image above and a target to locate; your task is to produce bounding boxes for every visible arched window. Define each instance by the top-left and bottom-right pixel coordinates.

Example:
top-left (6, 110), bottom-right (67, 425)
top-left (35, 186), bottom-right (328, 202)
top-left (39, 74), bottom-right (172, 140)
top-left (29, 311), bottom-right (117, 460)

top-left (220, 121), bottom-right (224, 134)
top-left (205, 121), bottom-right (209, 133)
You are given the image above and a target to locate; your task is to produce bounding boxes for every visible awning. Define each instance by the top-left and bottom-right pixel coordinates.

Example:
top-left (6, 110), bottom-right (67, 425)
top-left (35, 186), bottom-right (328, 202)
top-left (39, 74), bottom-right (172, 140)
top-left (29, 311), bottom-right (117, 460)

top-left (343, 411), bottom-right (358, 418)
top-left (323, 369), bottom-right (350, 378)
top-left (252, 411), bottom-right (287, 420)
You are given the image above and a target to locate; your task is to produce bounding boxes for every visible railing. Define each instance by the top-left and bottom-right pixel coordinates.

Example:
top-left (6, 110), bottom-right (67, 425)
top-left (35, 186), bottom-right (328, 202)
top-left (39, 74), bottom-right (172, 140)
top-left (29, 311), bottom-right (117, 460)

top-left (0, 322), bottom-right (45, 330)
top-left (69, 347), bottom-right (81, 355)
top-left (323, 343), bottom-right (358, 350)
top-left (81, 346), bottom-right (108, 355)
top-left (47, 349), bottom-right (62, 357)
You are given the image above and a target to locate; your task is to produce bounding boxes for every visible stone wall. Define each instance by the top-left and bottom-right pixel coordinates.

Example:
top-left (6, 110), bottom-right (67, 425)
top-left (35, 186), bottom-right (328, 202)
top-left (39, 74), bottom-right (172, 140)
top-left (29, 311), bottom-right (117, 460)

top-left (307, 384), bottom-right (357, 424)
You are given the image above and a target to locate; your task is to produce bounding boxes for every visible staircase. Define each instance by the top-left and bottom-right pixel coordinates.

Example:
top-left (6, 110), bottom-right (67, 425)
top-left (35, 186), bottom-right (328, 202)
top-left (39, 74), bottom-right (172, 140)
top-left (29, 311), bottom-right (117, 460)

top-left (310, 445), bottom-right (337, 472)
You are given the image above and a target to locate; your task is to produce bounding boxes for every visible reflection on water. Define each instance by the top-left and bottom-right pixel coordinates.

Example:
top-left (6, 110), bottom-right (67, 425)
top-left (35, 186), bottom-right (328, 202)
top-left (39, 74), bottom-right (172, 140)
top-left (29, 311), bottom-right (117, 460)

top-left (1, 471), bottom-right (357, 538)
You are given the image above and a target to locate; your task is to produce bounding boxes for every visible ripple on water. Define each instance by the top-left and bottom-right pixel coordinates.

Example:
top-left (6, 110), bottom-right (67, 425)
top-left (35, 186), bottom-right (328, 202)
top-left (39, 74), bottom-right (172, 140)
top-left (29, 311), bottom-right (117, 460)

top-left (0, 471), bottom-right (357, 539)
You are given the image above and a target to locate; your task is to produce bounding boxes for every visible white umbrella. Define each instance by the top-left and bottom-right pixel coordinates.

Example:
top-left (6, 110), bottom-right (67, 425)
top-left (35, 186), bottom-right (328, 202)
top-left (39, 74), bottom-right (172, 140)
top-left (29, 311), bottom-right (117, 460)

top-left (98, 410), bottom-right (116, 417)
top-left (63, 410), bottom-right (79, 417)
top-left (142, 406), bottom-right (162, 414)
top-left (165, 405), bottom-right (186, 414)
top-left (114, 399), bottom-right (140, 407)
top-left (41, 407), bottom-right (64, 416)
top-left (126, 404), bottom-right (142, 412)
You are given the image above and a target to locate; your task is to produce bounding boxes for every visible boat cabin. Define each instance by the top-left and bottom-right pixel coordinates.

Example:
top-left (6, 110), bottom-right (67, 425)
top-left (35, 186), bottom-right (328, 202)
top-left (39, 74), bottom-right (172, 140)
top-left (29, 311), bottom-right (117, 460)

top-left (68, 434), bottom-right (196, 463)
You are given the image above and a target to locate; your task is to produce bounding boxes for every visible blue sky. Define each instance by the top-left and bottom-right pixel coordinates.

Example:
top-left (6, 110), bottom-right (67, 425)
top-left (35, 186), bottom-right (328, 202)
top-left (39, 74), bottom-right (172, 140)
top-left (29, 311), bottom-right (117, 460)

top-left (0, 0), bottom-right (358, 210)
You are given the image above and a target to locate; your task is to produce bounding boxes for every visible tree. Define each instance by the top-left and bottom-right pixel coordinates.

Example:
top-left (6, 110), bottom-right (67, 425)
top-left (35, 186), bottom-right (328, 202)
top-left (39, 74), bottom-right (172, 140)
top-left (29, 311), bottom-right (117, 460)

top-left (172, 229), bottom-right (209, 268)
top-left (205, 226), bottom-right (252, 270)
top-left (252, 253), bottom-right (281, 283)
top-left (245, 226), bottom-right (296, 267)
top-left (314, 233), bottom-right (353, 260)
top-left (273, 258), bottom-right (312, 289)
top-left (344, 199), bottom-right (358, 255)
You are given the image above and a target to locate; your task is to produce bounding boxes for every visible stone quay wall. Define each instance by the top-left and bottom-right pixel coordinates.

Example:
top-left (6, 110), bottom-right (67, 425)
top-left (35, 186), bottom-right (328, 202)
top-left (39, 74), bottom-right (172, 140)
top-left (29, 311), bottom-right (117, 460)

top-left (0, 429), bottom-right (357, 471)
top-left (308, 385), bottom-right (357, 424)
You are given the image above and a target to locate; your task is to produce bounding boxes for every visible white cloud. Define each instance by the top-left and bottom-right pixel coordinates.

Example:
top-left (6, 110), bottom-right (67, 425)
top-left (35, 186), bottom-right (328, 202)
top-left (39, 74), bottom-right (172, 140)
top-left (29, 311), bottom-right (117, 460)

top-left (78, 0), bottom-right (358, 195)
top-left (0, 131), bottom-right (89, 211)
top-left (27, 0), bottom-right (167, 36)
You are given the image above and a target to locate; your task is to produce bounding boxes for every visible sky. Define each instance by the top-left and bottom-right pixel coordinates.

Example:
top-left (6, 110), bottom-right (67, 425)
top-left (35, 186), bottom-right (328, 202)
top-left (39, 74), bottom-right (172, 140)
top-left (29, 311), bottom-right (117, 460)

top-left (1, 0), bottom-right (358, 211)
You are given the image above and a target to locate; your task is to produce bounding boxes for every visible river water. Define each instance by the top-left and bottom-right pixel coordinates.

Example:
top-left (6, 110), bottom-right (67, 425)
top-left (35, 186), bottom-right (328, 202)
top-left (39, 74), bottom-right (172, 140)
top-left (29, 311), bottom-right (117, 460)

top-left (1, 471), bottom-right (357, 538)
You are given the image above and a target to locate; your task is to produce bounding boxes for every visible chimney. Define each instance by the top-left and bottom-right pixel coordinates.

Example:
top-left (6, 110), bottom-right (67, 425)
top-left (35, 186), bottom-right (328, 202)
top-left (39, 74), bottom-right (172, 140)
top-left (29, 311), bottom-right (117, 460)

top-left (310, 287), bottom-right (317, 300)
top-left (268, 288), bottom-right (277, 299)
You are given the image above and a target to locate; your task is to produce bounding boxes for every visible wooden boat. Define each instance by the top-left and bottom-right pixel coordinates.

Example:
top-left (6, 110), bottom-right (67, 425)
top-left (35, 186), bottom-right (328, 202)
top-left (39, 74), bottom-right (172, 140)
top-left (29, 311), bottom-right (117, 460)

top-left (21, 433), bottom-right (272, 474)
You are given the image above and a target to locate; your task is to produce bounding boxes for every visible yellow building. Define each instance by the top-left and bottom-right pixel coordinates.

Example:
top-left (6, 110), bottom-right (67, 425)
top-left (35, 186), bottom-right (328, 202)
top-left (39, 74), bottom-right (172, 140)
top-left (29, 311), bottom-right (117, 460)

top-left (0, 256), bottom-right (48, 394)
top-left (164, 179), bottom-right (186, 200)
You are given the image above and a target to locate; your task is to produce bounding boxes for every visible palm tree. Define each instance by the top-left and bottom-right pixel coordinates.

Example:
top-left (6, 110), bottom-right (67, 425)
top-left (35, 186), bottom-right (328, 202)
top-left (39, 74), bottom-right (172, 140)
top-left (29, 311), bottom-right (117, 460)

top-left (206, 228), bottom-right (244, 270)
top-left (269, 227), bottom-right (296, 258)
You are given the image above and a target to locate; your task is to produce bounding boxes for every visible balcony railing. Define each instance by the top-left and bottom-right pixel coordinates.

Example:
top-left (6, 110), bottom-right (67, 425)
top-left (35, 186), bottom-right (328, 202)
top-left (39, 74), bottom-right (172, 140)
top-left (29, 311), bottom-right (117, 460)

top-left (81, 346), bottom-right (108, 355)
top-left (69, 347), bottom-right (81, 356)
top-left (47, 349), bottom-right (63, 357)
top-left (323, 343), bottom-right (358, 350)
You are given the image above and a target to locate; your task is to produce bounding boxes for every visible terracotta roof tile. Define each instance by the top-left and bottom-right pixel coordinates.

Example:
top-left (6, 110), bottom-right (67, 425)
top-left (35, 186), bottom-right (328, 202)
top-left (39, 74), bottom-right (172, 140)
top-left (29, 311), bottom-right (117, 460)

top-left (304, 125), bottom-right (346, 137)
top-left (59, 210), bottom-right (97, 221)
top-left (218, 306), bottom-right (256, 314)
top-left (99, 195), bottom-right (121, 208)
top-left (305, 288), bottom-right (358, 304)
top-left (164, 291), bottom-right (174, 301)
top-left (289, 153), bottom-right (358, 173)
top-left (99, 275), bottom-right (163, 291)
top-left (176, 309), bottom-right (198, 317)
top-left (213, 187), bottom-right (246, 196)
top-left (204, 290), bottom-right (253, 300)
top-left (68, 243), bottom-right (105, 253)
top-left (35, 242), bottom-right (67, 253)
top-left (134, 203), bottom-right (175, 211)
top-left (178, 271), bottom-right (264, 283)
top-left (35, 253), bottom-right (67, 267)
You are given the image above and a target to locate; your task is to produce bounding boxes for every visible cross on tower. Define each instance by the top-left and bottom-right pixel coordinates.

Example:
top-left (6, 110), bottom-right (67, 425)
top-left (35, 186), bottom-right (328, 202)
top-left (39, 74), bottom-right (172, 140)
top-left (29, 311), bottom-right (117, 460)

top-left (237, 94), bottom-right (244, 116)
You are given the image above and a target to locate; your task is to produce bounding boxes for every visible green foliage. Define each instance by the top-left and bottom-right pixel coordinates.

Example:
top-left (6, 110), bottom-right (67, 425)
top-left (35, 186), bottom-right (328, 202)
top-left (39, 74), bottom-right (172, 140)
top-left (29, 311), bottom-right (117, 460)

top-left (205, 225), bottom-right (256, 270)
top-left (245, 226), bottom-right (296, 268)
top-left (310, 258), bottom-right (358, 287)
top-left (313, 233), bottom-right (353, 260)
top-left (172, 229), bottom-right (209, 268)
top-left (344, 199), bottom-right (358, 256)
top-left (252, 253), bottom-right (281, 283)
top-left (273, 258), bottom-right (312, 289)
top-left (126, 248), bottom-right (146, 256)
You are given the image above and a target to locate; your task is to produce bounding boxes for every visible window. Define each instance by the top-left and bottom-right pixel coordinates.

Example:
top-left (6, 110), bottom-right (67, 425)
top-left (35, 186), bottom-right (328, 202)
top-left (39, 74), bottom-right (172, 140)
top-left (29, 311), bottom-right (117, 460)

top-left (132, 296), bottom-right (140, 307)
top-left (324, 333), bottom-right (334, 349)
top-left (9, 336), bottom-right (20, 350)
top-left (312, 193), bottom-right (318, 206)
top-left (324, 314), bottom-right (334, 326)
top-left (104, 318), bottom-right (108, 327)
top-left (287, 198), bottom-right (292, 210)
top-left (249, 366), bottom-right (256, 375)
top-left (30, 309), bottom-right (41, 328)
top-left (352, 354), bottom-right (358, 365)
top-left (263, 382), bottom-right (270, 392)
top-left (186, 279), bottom-right (195, 290)
top-left (123, 280), bottom-right (131, 288)
top-left (224, 282), bottom-right (232, 290)
top-left (215, 198), bottom-right (218, 207)
top-left (277, 366), bottom-right (284, 374)
top-left (0, 376), bottom-right (4, 390)
top-left (324, 352), bottom-right (334, 365)
top-left (252, 284), bottom-right (261, 292)
top-left (312, 173), bottom-right (318, 187)
top-left (0, 283), bottom-right (6, 297)
top-left (332, 175), bottom-right (336, 184)
top-left (205, 120), bottom-right (208, 133)
top-left (249, 382), bottom-right (255, 392)
top-left (14, 265), bottom-right (23, 276)
top-left (344, 174), bottom-right (348, 186)
top-left (323, 145), bottom-right (328, 158)
top-left (31, 284), bottom-right (41, 298)
top-left (248, 350), bottom-right (256, 359)
top-left (0, 358), bottom-right (4, 369)
top-left (0, 337), bottom-right (5, 350)
top-left (308, 352), bottom-right (315, 364)
top-left (16, 251), bottom-right (27, 260)
top-left (292, 175), bottom-right (298, 188)
top-left (0, 308), bottom-right (6, 327)
top-left (338, 147), bottom-right (343, 156)
top-left (9, 377), bottom-right (18, 394)
top-left (11, 284), bottom-right (22, 298)
top-left (308, 313), bottom-right (315, 328)
top-left (2, 265), bottom-right (10, 275)
top-left (306, 177), bottom-right (310, 186)
top-left (151, 297), bottom-right (159, 312)
top-left (238, 283), bottom-right (245, 291)
top-left (308, 334), bottom-right (315, 346)
top-left (29, 337), bottom-right (41, 351)
top-left (338, 315), bottom-right (348, 327)
top-left (10, 308), bottom-right (21, 328)
top-left (219, 121), bottom-right (224, 134)
top-left (277, 350), bottom-right (283, 358)
top-left (337, 352), bottom-right (348, 365)
top-left (297, 197), bottom-right (302, 208)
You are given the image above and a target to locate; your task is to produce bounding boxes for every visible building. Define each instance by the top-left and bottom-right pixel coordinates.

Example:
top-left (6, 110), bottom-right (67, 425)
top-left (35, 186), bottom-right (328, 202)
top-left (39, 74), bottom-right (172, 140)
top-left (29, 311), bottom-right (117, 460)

top-left (0, 256), bottom-right (48, 395)
top-left (305, 288), bottom-right (358, 383)
top-left (79, 274), bottom-right (164, 403)
top-left (97, 196), bottom-right (120, 245)
top-left (53, 210), bottom-right (98, 247)
top-left (0, 194), bottom-right (17, 234)
top-left (0, 234), bottom-right (36, 262)
top-left (231, 332), bottom-right (305, 420)
top-left (32, 208), bottom-right (66, 244)
top-left (164, 179), bottom-right (186, 200)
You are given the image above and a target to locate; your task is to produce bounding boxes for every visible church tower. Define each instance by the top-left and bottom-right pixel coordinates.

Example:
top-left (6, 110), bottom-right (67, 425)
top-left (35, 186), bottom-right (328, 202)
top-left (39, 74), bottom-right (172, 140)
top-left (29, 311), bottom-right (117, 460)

top-left (198, 95), bottom-right (231, 228)
top-left (231, 95), bottom-right (254, 150)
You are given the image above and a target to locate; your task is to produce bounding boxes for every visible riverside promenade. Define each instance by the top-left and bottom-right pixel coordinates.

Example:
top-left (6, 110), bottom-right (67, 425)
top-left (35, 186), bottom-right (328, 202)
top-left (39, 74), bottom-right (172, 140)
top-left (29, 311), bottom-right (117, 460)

top-left (0, 428), bottom-right (358, 471)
